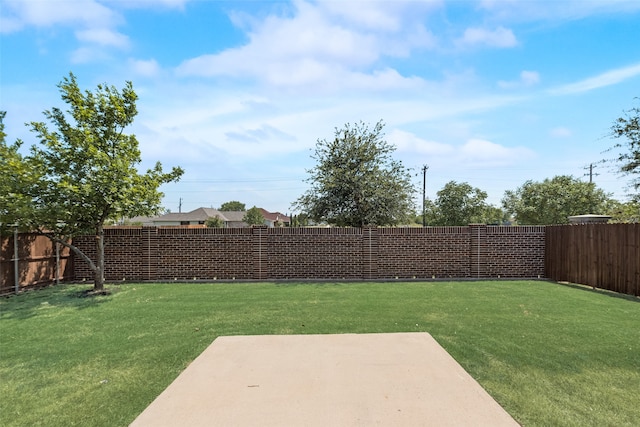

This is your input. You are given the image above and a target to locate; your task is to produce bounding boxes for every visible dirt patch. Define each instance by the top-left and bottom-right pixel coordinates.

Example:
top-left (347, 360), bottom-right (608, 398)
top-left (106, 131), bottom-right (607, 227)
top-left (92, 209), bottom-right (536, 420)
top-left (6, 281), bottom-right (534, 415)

top-left (78, 288), bottom-right (113, 298)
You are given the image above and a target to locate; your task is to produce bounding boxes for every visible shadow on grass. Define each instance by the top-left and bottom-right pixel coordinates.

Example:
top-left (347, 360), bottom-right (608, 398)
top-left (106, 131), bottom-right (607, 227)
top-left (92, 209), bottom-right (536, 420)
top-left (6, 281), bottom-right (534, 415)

top-left (554, 281), bottom-right (640, 303)
top-left (0, 284), bottom-right (114, 320)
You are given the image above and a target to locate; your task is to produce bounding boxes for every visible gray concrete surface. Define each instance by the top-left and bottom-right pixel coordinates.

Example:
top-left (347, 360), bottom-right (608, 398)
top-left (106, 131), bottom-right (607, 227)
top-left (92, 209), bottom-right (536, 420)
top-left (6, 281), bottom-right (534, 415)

top-left (131, 333), bottom-right (519, 426)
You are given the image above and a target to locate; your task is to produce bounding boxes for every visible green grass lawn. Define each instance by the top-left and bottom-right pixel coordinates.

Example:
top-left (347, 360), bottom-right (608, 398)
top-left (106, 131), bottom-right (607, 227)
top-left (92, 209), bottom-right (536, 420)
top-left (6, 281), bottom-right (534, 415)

top-left (1, 280), bottom-right (638, 427)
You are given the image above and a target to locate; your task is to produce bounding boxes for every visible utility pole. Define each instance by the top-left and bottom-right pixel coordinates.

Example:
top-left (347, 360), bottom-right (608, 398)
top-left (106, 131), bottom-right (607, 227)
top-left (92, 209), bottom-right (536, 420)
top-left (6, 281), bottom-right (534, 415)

top-left (584, 163), bottom-right (599, 183)
top-left (422, 165), bottom-right (429, 227)
top-left (178, 198), bottom-right (182, 213)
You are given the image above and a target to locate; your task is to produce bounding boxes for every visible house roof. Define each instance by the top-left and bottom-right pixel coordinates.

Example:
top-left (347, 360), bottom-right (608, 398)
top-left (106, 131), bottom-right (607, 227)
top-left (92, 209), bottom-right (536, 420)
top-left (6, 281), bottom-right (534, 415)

top-left (259, 208), bottom-right (290, 222)
top-left (154, 208), bottom-right (222, 222)
top-left (219, 211), bottom-right (246, 222)
top-left (153, 207), bottom-right (287, 224)
top-left (125, 216), bottom-right (157, 226)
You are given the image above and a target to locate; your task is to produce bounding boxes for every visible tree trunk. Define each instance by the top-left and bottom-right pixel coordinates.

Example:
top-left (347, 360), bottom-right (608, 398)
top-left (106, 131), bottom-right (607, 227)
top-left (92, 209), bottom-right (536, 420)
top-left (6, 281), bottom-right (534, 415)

top-left (39, 231), bottom-right (99, 282)
top-left (94, 225), bottom-right (105, 291)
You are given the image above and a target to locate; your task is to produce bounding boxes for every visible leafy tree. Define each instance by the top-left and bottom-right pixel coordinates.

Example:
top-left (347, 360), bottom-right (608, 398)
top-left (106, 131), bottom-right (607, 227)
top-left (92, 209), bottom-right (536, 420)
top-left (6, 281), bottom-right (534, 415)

top-left (2, 73), bottom-right (183, 291)
top-left (416, 199), bottom-right (438, 225)
top-left (0, 113), bottom-right (41, 234)
top-left (607, 200), bottom-right (640, 223)
top-left (426, 181), bottom-right (495, 226)
top-left (291, 213), bottom-right (311, 227)
top-left (219, 200), bottom-right (245, 211)
top-left (608, 99), bottom-right (639, 200)
top-left (205, 216), bottom-right (224, 228)
top-left (477, 205), bottom-right (509, 225)
top-left (293, 120), bottom-right (415, 226)
top-left (243, 206), bottom-right (265, 226)
top-left (502, 175), bottom-right (612, 225)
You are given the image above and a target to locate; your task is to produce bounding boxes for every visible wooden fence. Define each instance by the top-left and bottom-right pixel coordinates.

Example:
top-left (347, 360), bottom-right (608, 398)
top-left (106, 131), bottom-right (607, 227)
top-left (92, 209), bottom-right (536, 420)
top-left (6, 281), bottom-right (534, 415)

top-left (0, 232), bottom-right (73, 295)
top-left (545, 223), bottom-right (640, 296)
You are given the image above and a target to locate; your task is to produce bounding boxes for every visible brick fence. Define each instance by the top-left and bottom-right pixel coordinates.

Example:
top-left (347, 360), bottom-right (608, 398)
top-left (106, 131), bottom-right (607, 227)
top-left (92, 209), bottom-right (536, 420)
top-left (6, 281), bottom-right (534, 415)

top-left (72, 225), bottom-right (546, 281)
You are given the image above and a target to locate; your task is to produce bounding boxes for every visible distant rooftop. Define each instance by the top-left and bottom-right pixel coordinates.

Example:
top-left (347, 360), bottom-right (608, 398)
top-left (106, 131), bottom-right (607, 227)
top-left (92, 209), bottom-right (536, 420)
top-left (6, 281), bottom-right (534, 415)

top-left (568, 214), bottom-right (612, 224)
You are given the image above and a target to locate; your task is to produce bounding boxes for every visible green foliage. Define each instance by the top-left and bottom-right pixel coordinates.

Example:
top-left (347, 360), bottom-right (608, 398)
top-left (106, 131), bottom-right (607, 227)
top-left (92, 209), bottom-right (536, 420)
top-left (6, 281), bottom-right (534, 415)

top-left (219, 200), bottom-right (245, 211)
top-left (0, 111), bottom-right (4, 142)
top-left (243, 206), bottom-right (265, 226)
top-left (290, 213), bottom-right (311, 227)
top-left (607, 200), bottom-right (640, 223)
top-left (476, 204), bottom-right (508, 225)
top-left (2, 73), bottom-right (183, 289)
top-left (418, 198), bottom-right (438, 225)
top-left (293, 120), bottom-right (415, 226)
top-left (205, 216), bottom-right (224, 228)
top-left (0, 113), bottom-right (41, 235)
top-left (502, 175), bottom-right (613, 225)
top-left (608, 99), bottom-right (639, 200)
top-left (425, 181), bottom-right (502, 225)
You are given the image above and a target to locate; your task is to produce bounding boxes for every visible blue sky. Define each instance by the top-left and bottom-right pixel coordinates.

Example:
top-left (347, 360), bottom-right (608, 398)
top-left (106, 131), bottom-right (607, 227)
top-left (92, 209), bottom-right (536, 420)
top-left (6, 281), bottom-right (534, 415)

top-left (2, 0), bottom-right (640, 214)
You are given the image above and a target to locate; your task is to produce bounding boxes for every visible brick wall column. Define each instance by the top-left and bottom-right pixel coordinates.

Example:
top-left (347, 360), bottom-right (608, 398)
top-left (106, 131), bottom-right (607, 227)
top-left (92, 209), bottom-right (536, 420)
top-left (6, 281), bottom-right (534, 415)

top-left (362, 227), bottom-right (379, 280)
top-left (252, 227), bottom-right (268, 280)
top-left (141, 227), bottom-right (159, 281)
top-left (469, 224), bottom-right (488, 278)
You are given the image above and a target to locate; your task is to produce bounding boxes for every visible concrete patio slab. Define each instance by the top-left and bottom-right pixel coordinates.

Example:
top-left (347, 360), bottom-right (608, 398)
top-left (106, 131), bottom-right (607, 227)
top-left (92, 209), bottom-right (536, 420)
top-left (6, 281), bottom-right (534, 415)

top-left (130, 333), bottom-right (519, 426)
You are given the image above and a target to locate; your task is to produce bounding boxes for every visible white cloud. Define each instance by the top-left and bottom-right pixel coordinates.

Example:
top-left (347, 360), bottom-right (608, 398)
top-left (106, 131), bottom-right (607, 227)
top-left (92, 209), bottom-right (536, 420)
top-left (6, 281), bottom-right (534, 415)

top-left (176, 0), bottom-right (438, 92)
top-left (550, 127), bottom-right (572, 138)
top-left (0, 14), bottom-right (22, 33)
top-left (498, 70), bottom-right (540, 89)
top-left (549, 63), bottom-right (640, 95)
top-left (70, 47), bottom-right (111, 64)
top-left (225, 124), bottom-right (296, 145)
top-left (76, 28), bottom-right (129, 48)
top-left (129, 58), bottom-right (161, 77)
top-left (479, 0), bottom-right (640, 22)
top-left (387, 130), bottom-right (536, 171)
top-left (520, 71), bottom-right (540, 86)
top-left (1, 0), bottom-right (129, 60)
top-left (105, 0), bottom-right (191, 9)
top-left (318, 0), bottom-right (403, 32)
top-left (176, 6), bottom-right (380, 79)
top-left (458, 26), bottom-right (517, 48)
top-left (389, 129), bottom-right (454, 156)
top-left (0, 0), bottom-right (120, 33)
top-left (459, 139), bottom-right (535, 166)
top-left (317, 0), bottom-right (441, 33)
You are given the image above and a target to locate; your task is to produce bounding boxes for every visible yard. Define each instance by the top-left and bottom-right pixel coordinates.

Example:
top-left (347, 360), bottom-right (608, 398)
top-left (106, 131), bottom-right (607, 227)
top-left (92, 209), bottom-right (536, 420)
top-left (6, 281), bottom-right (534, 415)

top-left (0, 280), bottom-right (638, 426)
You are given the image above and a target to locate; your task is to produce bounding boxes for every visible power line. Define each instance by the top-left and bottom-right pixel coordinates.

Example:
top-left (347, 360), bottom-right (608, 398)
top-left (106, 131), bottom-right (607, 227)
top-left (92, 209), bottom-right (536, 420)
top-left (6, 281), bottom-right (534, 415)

top-left (177, 177), bottom-right (305, 184)
top-left (163, 186), bottom-right (308, 194)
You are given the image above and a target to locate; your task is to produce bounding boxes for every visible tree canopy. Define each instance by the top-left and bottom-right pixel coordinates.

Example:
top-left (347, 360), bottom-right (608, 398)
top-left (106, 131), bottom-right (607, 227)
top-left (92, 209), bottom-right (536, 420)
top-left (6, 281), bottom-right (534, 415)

top-left (243, 206), bottom-right (265, 226)
top-left (0, 113), bottom-right (39, 232)
top-left (607, 200), bottom-right (640, 223)
top-left (502, 175), bottom-right (613, 225)
top-left (424, 181), bottom-right (503, 226)
top-left (608, 99), bottom-right (639, 201)
top-left (2, 73), bottom-right (183, 291)
top-left (219, 201), bottom-right (245, 211)
top-left (293, 120), bottom-right (415, 227)
top-left (205, 216), bottom-right (224, 228)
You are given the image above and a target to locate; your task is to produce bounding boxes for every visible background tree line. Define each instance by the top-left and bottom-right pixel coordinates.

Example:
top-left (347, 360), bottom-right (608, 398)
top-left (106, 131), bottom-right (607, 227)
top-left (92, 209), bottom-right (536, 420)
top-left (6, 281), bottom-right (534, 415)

top-left (204, 201), bottom-right (266, 228)
top-left (293, 107), bottom-right (638, 227)
top-left (420, 175), bottom-right (634, 226)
